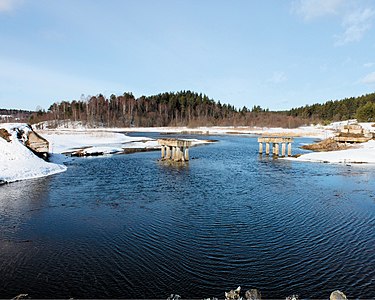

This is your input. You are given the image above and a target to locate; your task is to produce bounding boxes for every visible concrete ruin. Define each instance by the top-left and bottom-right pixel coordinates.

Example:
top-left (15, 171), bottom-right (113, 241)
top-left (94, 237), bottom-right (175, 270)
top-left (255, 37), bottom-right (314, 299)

top-left (334, 123), bottom-right (373, 143)
top-left (257, 137), bottom-right (294, 157)
top-left (157, 139), bottom-right (192, 162)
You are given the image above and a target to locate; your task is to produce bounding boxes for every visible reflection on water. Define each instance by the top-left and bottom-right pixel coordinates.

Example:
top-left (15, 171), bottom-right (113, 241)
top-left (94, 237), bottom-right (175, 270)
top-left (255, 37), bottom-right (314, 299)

top-left (0, 135), bottom-right (374, 299)
top-left (0, 178), bottom-right (50, 239)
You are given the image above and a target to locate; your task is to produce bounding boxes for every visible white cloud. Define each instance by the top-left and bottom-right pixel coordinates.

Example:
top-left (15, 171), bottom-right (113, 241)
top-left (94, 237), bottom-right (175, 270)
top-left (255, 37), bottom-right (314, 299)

top-left (361, 72), bottom-right (375, 84)
top-left (269, 71), bottom-right (287, 84)
top-left (292, 0), bottom-right (344, 20)
top-left (335, 8), bottom-right (375, 45)
top-left (292, 0), bottom-right (375, 45)
top-left (0, 0), bottom-right (22, 12)
top-left (364, 62), bottom-right (375, 68)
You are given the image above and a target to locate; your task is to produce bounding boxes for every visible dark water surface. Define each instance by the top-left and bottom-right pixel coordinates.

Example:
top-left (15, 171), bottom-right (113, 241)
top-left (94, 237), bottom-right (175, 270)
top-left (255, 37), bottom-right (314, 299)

top-left (1, 134), bottom-right (374, 299)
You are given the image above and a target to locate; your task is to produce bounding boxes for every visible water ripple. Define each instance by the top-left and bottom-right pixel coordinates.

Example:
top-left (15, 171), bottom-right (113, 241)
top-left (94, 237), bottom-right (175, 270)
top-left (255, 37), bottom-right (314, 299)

top-left (0, 136), bottom-right (374, 298)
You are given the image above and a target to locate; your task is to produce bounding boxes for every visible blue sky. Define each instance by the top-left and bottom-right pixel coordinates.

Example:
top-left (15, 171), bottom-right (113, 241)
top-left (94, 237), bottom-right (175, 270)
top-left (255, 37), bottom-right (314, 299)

top-left (1, 0), bottom-right (375, 111)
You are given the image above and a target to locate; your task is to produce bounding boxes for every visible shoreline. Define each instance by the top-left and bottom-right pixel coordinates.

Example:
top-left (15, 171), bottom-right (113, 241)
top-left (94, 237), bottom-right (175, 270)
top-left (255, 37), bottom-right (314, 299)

top-left (1, 122), bottom-right (375, 183)
top-left (38, 124), bottom-right (375, 166)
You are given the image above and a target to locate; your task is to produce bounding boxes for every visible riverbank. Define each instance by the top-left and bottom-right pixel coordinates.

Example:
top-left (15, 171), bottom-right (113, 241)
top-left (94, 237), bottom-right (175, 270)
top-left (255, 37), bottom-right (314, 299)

top-left (41, 123), bottom-right (375, 165)
top-left (0, 123), bottom-right (214, 183)
top-left (0, 123), bottom-right (66, 183)
top-left (2, 122), bottom-right (375, 183)
top-left (2, 133), bottom-right (372, 298)
top-left (285, 140), bottom-right (375, 164)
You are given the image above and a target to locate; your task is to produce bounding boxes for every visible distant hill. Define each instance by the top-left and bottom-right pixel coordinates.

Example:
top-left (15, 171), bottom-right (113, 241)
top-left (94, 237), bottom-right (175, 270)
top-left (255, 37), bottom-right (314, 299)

top-left (4, 91), bottom-right (375, 128)
top-left (29, 91), bottom-right (308, 128)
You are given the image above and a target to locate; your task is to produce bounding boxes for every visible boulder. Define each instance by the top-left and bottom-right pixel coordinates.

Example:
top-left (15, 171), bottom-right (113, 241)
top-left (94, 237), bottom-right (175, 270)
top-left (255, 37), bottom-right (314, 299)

top-left (0, 128), bottom-right (11, 142)
top-left (245, 289), bottom-right (261, 300)
top-left (330, 290), bottom-right (347, 300)
top-left (225, 286), bottom-right (241, 300)
top-left (301, 138), bottom-right (348, 152)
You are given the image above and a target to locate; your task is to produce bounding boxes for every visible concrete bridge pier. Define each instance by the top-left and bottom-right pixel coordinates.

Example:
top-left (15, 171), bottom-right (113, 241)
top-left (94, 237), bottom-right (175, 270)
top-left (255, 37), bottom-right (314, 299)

top-left (281, 142), bottom-right (286, 157)
top-left (274, 143), bottom-right (279, 156)
top-left (158, 139), bottom-right (192, 162)
top-left (258, 137), bottom-right (294, 158)
top-left (265, 142), bottom-right (270, 155)
top-left (166, 146), bottom-right (171, 159)
top-left (258, 142), bottom-right (263, 154)
top-left (173, 146), bottom-right (184, 161)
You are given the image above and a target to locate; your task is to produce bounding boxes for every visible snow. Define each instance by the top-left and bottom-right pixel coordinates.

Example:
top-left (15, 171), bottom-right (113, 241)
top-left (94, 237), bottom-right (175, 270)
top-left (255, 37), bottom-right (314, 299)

top-left (1, 121), bottom-right (375, 185)
top-left (282, 120), bottom-right (375, 165)
top-left (287, 140), bottom-right (375, 164)
top-left (38, 130), bottom-right (155, 154)
top-left (0, 123), bottom-right (67, 183)
top-left (37, 128), bottom-right (212, 156)
top-left (35, 123), bottom-right (375, 165)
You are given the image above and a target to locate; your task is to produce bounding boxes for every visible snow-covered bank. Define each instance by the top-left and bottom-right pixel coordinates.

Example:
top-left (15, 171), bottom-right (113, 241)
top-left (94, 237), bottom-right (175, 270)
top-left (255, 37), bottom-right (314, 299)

top-left (286, 140), bottom-right (375, 164)
top-left (37, 129), bottom-right (211, 156)
top-left (39, 130), bottom-right (156, 155)
top-left (101, 125), bottom-right (333, 139)
top-left (0, 124), bottom-right (67, 183)
top-left (0, 123), bottom-right (214, 183)
top-left (36, 120), bottom-right (335, 139)
top-left (2, 120), bottom-right (374, 185)
top-left (37, 123), bottom-right (375, 164)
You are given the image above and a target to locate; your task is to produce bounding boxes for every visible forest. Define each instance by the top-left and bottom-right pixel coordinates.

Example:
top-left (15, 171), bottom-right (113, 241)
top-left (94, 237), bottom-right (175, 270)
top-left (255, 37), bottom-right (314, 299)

top-left (0, 109), bottom-right (33, 122)
top-left (3, 90), bottom-right (375, 128)
top-left (286, 92), bottom-right (375, 123)
top-left (29, 91), bottom-right (307, 128)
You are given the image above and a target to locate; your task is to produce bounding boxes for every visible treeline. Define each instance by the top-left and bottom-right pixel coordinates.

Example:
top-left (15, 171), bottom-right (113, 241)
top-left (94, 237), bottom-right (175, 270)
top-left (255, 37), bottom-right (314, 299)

top-left (7, 91), bottom-right (375, 128)
top-left (286, 92), bottom-right (375, 122)
top-left (0, 109), bottom-right (33, 122)
top-left (27, 90), bottom-right (375, 128)
top-left (30, 91), bottom-right (307, 128)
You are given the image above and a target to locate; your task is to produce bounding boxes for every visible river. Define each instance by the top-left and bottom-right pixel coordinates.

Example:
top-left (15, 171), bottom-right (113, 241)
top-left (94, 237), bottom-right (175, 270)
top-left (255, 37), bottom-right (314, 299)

top-left (0, 134), bottom-right (374, 299)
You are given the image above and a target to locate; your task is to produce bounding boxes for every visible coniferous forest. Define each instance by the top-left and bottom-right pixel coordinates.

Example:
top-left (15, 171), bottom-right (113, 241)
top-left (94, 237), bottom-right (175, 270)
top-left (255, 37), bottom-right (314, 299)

top-left (29, 91), bottom-right (308, 128)
top-left (286, 92), bottom-right (375, 123)
top-left (3, 90), bottom-right (375, 127)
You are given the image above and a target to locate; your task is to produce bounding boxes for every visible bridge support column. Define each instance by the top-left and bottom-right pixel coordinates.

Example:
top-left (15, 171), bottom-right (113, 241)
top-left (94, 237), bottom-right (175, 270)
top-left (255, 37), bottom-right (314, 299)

top-left (172, 147), bottom-right (176, 160)
top-left (166, 146), bottom-right (171, 159)
top-left (281, 142), bottom-right (286, 157)
top-left (158, 139), bottom-right (192, 162)
top-left (257, 137), bottom-right (294, 158)
top-left (259, 142), bottom-right (263, 154)
top-left (274, 143), bottom-right (279, 156)
top-left (265, 142), bottom-right (270, 155)
top-left (174, 147), bottom-right (182, 161)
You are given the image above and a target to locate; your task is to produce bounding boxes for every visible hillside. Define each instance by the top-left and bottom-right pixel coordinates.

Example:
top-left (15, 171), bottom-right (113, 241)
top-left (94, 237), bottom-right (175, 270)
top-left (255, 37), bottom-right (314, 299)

top-left (28, 91), bottom-right (308, 128)
top-left (286, 92), bottom-right (375, 123)
top-left (3, 91), bottom-right (375, 128)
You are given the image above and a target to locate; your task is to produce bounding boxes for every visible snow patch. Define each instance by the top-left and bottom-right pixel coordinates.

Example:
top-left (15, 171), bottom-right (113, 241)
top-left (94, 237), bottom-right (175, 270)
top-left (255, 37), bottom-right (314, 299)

top-left (286, 140), bottom-right (375, 164)
top-left (0, 123), bottom-right (67, 183)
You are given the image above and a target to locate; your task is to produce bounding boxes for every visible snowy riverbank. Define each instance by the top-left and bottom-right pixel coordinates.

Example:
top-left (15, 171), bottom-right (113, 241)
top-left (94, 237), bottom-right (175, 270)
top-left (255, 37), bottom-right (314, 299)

top-left (0, 124), bottom-right (67, 183)
top-left (40, 123), bottom-right (375, 165)
top-left (286, 140), bottom-right (375, 164)
top-left (38, 129), bottom-right (211, 156)
top-left (2, 122), bottom-right (375, 183)
top-left (0, 123), bottom-right (214, 183)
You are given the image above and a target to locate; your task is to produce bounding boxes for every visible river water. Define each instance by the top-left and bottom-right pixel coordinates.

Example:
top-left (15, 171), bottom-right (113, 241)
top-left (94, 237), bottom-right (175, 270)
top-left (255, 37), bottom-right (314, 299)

top-left (0, 134), bottom-right (374, 299)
